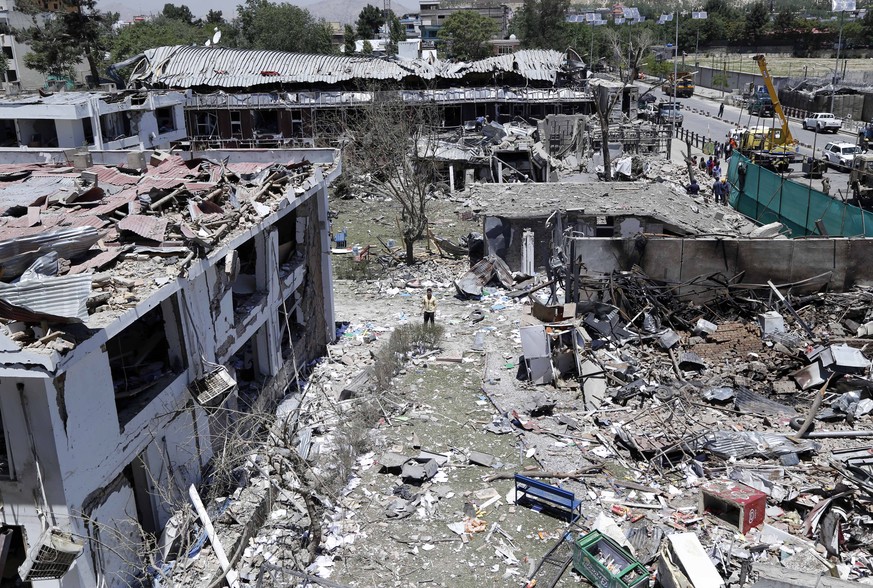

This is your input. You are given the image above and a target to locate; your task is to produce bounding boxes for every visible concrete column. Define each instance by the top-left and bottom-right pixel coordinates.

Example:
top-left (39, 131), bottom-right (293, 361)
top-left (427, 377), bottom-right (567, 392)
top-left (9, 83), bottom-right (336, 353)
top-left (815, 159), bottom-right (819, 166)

top-left (448, 164), bottom-right (455, 193)
top-left (315, 175), bottom-right (335, 343)
top-left (54, 119), bottom-right (86, 148)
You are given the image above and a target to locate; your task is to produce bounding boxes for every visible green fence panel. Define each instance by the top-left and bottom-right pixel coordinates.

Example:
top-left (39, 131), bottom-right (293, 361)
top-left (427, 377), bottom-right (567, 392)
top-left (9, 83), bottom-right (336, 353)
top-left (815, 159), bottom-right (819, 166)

top-left (727, 153), bottom-right (873, 237)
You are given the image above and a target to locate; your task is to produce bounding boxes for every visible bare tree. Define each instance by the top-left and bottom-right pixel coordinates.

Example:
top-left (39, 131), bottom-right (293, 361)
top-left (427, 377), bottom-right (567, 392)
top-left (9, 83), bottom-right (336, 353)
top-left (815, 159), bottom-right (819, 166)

top-left (605, 27), bottom-right (655, 84)
top-left (590, 28), bottom-right (656, 181)
top-left (345, 90), bottom-right (441, 265)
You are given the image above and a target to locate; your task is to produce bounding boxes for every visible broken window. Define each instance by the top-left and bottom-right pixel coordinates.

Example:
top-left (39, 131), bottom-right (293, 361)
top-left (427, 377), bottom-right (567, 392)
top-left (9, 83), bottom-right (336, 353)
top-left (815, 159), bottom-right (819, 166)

top-left (108, 300), bottom-right (187, 428)
top-left (100, 112), bottom-right (132, 142)
top-left (155, 107), bottom-right (176, 133)
top-left (278, 292), bottom-right (304, 362)
top-left (124, 455), bottom-right (158, 536)
top-left (274, 210), bottom-right (300, 269)
top-left (231, 334), bottom-right (265, 410)
top-left (0, 404), bottom-right (11, 479)
top-left (0, 526), bottom-right (28, 586)
top-left (231, 235), bottom-right (263, 314)
top-left (194, 111), bottom-right (218, 137)
top-left (289, 109), bottom-right (304, 138)
top-left (230, 110), bottom-right (243, 137)
top-left (0, 120), bottom-right (16, 147)
top-left (253, 110), bottom-right (279, 136)
top-left (82, 117), bottom-right (94, 145)
top-left (5, 69), bottom-right (16, 82)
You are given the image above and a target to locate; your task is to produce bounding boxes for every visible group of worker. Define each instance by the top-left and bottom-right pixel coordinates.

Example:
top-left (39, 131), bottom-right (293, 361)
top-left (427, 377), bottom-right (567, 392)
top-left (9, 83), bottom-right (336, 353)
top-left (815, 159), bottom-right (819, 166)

top-left (685, 176), bottom-right (730, 205)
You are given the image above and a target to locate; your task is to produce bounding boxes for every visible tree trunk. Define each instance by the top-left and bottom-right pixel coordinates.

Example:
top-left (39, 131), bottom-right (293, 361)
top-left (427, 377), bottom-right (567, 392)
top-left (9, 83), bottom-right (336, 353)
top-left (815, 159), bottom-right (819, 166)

top-left (84, 47), bottom-right (100, 87)
top-left (600, 112), bottom-right (612, 182)
top-left (404, 237), bottom-right (414, 265)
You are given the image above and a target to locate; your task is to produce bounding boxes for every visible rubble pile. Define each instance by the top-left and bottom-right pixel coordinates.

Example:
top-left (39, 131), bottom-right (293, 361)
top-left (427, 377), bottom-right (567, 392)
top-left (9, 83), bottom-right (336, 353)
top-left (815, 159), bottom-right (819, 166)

top-left (179, 254), bottom-right (873, 587)
top-left (0, 153), bottom-right (329, 351)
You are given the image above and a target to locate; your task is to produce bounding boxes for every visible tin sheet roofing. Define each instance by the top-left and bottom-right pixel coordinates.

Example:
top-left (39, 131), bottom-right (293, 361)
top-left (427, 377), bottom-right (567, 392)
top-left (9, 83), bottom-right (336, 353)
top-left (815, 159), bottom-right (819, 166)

top-left (131, 46), bottom-right (567, 89)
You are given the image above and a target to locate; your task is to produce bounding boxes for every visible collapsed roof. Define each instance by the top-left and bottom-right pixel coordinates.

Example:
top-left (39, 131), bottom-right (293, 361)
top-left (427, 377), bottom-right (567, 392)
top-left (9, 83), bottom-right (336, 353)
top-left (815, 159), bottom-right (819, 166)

top-left (0, 150), bottom-right (337, 354)
top-left (127, 45), bottom-right (570, 90)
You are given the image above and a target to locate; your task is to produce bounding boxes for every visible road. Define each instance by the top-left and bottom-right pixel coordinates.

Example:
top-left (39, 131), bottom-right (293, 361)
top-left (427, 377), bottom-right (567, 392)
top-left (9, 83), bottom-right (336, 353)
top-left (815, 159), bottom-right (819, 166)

top-left (645, 85), bottom-right (859, 199)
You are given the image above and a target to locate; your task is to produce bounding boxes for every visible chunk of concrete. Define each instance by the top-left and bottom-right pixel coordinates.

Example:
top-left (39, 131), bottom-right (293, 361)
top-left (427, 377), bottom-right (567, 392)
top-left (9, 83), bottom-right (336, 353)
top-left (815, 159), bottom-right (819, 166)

top-left (758, 311), bottom-right (785, 336)
top-left (401, 459), bottom-right (439, 482)
top-left (749, 221), bottom-right (783, 238)
top-left (663, 533), bottom-right (725, 588)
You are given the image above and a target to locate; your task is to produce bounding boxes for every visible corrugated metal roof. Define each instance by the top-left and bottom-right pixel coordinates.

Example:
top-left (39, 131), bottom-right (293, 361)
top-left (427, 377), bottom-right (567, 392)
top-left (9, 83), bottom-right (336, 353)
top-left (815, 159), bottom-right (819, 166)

top-left (92, 166), bottom-right (141, 186)
top-left (0, 176), bottom-right (78, 213)
top-left (0, 226), bottom-right (101, 280)
top-left (0, 273), bottom-right (92, 322)
top-left (132, 45), bottom-right (566, 89)
top-left (118, 214), bottom-right (168, 242)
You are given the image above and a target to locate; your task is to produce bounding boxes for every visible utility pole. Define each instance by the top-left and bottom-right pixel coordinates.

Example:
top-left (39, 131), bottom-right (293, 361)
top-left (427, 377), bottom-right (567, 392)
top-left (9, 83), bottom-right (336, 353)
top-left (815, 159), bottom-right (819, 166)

top-left (831, 5), bottom-right (845, 113)
top-left (668, 10), bottom-right (678, 161)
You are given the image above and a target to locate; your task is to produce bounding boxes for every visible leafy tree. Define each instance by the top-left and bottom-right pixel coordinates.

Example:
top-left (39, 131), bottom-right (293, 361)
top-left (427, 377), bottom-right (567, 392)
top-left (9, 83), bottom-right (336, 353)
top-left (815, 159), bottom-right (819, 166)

top-left (513, 0), bottom-right (571, 50)
top-left (773, 7), bottom-right (795, 34)
top-left (362, 39), bottom-right (373, 55)
top-left (437, 10), bottom-right (497, 61)
top-left (861, 9), bottom-right (873, 41)
top-left (16, 0), bottom-right (111, 85)
top-left (162, 3), bottom-right (194, 24)
top-left (236, 0), bottom-right (333, 54)
top-left (206, 9), bottom-right (224, 24)
top-left (744, 1), bottom-right (770, 46)
top-left (109, 16), bottom-right (203, 61)
top-left (356, 3), bottom-right (384, 39)
top-left (343, 23), bottom-right (356, 53)
top-left (385, 16), bottom-right (404, 55)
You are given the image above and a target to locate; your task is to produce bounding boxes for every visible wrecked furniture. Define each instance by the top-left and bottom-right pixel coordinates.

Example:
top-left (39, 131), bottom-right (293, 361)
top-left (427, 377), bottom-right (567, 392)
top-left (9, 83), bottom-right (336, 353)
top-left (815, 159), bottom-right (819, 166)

top-left (571, 530), bottom-right (649, 588)
top-left (514, 474), bottom-right (581, 522)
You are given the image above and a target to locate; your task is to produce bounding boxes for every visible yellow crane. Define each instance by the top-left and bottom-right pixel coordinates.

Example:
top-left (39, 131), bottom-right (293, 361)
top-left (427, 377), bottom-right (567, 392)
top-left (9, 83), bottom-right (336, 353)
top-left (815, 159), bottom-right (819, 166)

top-left (735, 54), bottom-right (799, 170)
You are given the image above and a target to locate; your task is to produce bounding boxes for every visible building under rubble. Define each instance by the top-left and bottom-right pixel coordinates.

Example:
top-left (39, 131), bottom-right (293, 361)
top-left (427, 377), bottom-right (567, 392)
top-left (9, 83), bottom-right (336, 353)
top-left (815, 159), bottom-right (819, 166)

top-left (475, 181), bottom-right (873, 299)
top-left (0, 147), bottom-right (339, 585)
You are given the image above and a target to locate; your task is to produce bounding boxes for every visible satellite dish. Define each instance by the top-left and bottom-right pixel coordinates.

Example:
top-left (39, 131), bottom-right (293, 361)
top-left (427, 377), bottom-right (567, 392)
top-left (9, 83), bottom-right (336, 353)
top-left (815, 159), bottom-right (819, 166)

top-left (205, 40), bottom-right (211, 47)
top-left (212, 30), bottom-right (222, 45)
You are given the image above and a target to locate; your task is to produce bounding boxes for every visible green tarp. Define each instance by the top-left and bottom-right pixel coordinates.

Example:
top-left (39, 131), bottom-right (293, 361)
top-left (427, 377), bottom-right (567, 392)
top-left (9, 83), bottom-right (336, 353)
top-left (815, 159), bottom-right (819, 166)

top-left (727, 153), bottom-right (873, 237)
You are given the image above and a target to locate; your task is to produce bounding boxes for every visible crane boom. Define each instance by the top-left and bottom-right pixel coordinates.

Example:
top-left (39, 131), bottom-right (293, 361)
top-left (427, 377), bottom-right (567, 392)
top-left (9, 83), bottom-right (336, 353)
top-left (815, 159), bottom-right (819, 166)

top-left (753, 54), bottom-right (795, 147)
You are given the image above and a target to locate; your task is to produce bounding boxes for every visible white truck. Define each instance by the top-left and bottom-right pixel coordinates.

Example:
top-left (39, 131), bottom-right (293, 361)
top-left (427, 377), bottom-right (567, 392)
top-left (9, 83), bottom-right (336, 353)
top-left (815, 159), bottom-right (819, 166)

top-left (802, 112), bottom-right (842, 133)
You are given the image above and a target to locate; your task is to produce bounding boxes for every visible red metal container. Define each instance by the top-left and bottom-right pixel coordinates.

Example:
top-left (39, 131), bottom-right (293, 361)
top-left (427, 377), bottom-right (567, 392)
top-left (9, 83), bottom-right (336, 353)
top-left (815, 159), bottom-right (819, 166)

top-left (699, 480), bottom-right (766, 534)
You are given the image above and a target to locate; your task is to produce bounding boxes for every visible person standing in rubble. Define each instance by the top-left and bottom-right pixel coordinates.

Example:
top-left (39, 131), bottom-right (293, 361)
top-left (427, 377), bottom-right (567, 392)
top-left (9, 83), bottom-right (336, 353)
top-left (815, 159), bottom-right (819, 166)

top-left (822, 177), bottom-right (831, 196)
top-left (423, 288), bottom-right (437, 325)
top-left (713, 176), bottom-right (729, 205)
top-left (712, 162), bottom-right (722, 180)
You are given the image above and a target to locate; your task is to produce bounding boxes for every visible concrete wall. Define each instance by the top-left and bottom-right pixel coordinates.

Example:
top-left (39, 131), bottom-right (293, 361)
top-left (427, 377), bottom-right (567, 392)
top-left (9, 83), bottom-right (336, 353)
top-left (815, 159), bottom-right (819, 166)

top-left (693, 65), bottom-right (789, 94)
top-left (569, 237), bottom-right (873, 300)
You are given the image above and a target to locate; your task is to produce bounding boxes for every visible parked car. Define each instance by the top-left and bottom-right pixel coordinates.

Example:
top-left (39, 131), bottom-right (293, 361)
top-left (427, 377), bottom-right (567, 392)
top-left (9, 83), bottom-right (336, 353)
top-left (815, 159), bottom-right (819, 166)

top-left (748, 96), bottom-right (774, 117)
top-left (637, 103), bottom-right (657, 121)
top-left (822, 141), bottom-right (861, 170)
top-left (656, 102), bottom-right (683, 127)
top-left (803, 112), bottom-right (843, 133)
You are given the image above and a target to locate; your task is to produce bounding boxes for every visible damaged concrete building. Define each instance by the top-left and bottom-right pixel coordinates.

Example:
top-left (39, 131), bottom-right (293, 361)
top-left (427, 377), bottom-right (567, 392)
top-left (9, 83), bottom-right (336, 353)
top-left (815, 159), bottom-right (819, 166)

top-left (122, 45), bottom-right (595, 148)
top-left (0, 146), bottom-right (338, 585)
top-left (0, 90), bottom-right (188, 151)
